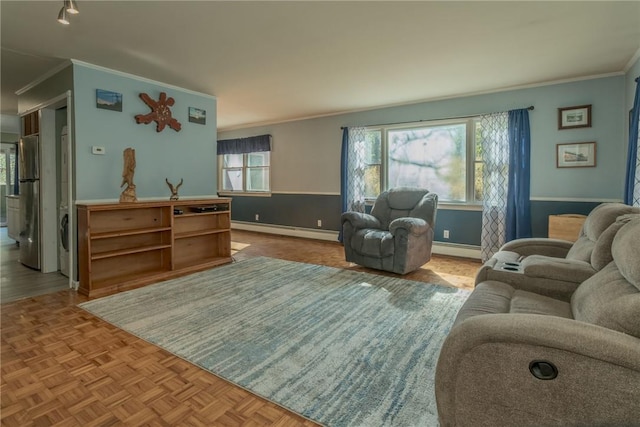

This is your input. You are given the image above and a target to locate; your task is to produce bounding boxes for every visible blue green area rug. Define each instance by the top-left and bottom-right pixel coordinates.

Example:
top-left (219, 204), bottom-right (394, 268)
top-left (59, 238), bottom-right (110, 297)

top-left (79, 257), bottom-right (469, 426)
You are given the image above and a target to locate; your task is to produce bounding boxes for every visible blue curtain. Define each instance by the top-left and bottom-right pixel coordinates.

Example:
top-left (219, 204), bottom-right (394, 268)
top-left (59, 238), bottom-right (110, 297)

top-left (624, 77), bottom-right (640, 206)
top-left (338, 127), bottom-right (349, 242)
top-left (217, 134), bottom-right (271, 155)
top-left (506, 108), bottom-right (532, 241)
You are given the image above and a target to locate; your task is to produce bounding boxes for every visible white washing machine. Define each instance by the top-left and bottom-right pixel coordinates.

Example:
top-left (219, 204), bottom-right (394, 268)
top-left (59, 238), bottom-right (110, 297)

top-left (59, 126), bottom-right (70, 277)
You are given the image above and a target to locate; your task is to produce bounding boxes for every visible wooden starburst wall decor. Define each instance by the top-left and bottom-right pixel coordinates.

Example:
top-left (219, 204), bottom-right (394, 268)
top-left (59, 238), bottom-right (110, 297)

top-left (135, 92), bottom-right (182, 132)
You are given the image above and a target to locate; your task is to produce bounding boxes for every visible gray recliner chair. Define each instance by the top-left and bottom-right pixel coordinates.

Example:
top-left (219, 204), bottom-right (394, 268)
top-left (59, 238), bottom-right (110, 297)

top-left (341, 187), bottom-right (437, 274)
top-left (435, 214), bottom-right (640, 426)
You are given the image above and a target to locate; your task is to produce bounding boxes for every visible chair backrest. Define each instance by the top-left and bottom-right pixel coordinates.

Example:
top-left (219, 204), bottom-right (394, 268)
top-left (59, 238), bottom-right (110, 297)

top-left (571, 215), bottom-right (640, 338)
top-left (371, 187), bottom-right (437, 230)
top-left (565, 203), bottom-right (640, 264)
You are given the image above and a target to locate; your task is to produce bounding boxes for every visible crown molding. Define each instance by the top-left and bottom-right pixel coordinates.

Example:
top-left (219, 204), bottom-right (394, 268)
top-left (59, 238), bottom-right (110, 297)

top-left (15, 61), bottom-right (72, 95)
top-left (70, 59), bottom-right (216, 100)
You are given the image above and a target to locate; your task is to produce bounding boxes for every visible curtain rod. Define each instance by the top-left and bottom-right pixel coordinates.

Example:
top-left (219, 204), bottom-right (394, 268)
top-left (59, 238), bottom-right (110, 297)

top-left (340, 105), bottom-right (534, 130)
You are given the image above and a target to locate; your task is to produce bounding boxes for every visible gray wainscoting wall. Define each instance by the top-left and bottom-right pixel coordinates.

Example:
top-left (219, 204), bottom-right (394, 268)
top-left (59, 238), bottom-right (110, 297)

top-left (229, 194), bottom-right (610, 246)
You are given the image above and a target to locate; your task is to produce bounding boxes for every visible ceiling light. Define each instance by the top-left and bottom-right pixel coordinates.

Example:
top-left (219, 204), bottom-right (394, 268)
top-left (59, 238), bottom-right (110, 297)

top-left (57, 7), bottom-right (70, 25)
top-left (64, 0), bottom-right (79, 15)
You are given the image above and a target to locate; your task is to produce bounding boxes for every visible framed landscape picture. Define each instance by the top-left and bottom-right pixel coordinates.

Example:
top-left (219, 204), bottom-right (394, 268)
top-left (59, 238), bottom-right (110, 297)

top-left (558, 104), bottom-right (591, 130)
top-left (188, 107), bottom-right (206, 125)
top-left (556, 142), bottom-right (596, 168)
top-left (96, 89), bottom-right (123, 112)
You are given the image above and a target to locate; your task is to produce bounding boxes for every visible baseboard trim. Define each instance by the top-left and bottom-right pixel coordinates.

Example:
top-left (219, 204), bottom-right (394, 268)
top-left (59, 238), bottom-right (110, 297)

top-left (432, 242), bottom-right (482, 260)
top-left (231, 221), bottom-right (482, 259)
top-left (231, 221), bottom-right (340, 242)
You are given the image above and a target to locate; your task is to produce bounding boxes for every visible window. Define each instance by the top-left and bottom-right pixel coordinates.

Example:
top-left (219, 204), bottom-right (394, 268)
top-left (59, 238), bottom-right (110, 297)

top-left (217, 134), bottom-right (272, 194)
top-left (220, 151), bottom-right (270, 193)
top-left (0, 143), bottom-right (17, 195)
top-left (364, 118), bottom-right (482, 204)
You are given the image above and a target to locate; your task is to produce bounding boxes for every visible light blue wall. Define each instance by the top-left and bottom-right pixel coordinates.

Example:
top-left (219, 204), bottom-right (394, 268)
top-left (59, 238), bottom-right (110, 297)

top-left (219, 74), bottom-right (631, 242)
top-left (73, 63), bottom-right (217, 200)
top-left (221, 75), bottom-right (626, 201)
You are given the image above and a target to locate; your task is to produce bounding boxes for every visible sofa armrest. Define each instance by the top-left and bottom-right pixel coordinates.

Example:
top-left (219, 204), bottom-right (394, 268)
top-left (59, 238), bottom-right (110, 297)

top-left (435, 314), bottom-right (640, 427)
top-left (388, 217), bottom-right (429, 236)
top-left (522, 255), bottom-right (596, 283)
top-left (500, 238), bottom-right (574, 258)
top-left (341, 212), bottom-right (381, 230)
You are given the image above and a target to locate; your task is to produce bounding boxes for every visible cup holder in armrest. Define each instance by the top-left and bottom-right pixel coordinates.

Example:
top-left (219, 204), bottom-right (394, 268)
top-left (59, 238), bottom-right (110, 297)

top-left (496, 261), bottom-right (523, 273)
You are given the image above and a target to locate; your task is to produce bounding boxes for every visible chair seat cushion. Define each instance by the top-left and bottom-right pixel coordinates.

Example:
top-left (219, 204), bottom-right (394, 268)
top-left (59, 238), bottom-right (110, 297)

top-left (454, 280), bottom-right (573, 326)
top-left (350, 228), bottom-right (394, 257)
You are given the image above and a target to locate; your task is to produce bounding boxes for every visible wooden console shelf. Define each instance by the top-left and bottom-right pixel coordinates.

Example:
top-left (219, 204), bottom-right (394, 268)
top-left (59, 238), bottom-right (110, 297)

top-left (78, 198), bottom-right (232, 298)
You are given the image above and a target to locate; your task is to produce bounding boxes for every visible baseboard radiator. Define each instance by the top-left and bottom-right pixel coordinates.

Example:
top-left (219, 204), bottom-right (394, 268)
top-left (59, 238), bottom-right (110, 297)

top-left (231, 221), bottom-right (481, 260)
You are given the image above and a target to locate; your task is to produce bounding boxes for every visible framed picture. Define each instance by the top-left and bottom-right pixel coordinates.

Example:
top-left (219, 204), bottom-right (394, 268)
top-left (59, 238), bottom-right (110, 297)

top-left (188, 107), bottom-right (206, 125)
top-left (96, 89), bottom-right (123, 112)
top-left (558, 104), bottom-right (591, 130)
top-left (556, 142), bottom-right (596, 168)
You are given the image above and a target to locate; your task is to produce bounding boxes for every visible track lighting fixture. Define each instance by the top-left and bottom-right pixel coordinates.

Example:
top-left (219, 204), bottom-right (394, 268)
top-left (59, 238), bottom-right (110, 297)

top-left (57, 7), bottom-right (70, 25)
top-left (57, 0), bottom-right (78, 25)
top-left (64, 0), bottom-right (79, 15)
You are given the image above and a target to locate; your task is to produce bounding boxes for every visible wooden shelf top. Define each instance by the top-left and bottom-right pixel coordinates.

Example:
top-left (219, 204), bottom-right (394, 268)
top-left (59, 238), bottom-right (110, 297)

top-left (78, 198), bottom-right (231, 210)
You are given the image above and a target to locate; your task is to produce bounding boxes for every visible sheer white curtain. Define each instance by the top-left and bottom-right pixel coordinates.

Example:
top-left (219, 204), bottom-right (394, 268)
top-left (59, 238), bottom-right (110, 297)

top-left (345, 127), bottom-right (367, 213)
top-left (480, 112), bottom-right (509, 262)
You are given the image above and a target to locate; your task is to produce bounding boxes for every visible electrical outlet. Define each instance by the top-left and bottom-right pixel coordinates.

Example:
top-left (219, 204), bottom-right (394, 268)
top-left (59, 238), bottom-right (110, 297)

top-left (443, 230), bottom-right (450, 239)
top-left (255, 214), bottom-right (259, 221)
top-left (317, 219), bottom-right (322, 227)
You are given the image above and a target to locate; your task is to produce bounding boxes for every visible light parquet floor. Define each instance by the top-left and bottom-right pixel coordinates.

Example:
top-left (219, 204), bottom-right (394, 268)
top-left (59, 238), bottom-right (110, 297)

top-left (1, 230), bottom-right (480, 426)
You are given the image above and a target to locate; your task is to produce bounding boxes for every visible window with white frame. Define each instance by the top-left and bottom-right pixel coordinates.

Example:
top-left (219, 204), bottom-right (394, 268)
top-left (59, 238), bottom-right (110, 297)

top-left (363, 118), bottom-right (483, 204)
top-left (217, 134), bottom-right (272, 194)
top-left (219, 151), bottom-right (270, 193)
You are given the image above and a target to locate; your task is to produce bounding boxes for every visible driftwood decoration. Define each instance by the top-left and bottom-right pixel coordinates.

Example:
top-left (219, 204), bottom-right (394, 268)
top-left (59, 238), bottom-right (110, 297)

top-left (119, 148), bottom-right (138, 203)
top-left (166, 178), bottom-right (183, 201)
top-left (135, 92), bottom-right (182, 132)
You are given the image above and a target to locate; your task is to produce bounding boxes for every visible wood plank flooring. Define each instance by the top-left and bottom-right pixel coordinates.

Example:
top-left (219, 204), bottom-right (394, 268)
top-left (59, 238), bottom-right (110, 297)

top-left (0, 228), bottom-right (70, 304)
top-left (1, 229), bottom-right (480, 426)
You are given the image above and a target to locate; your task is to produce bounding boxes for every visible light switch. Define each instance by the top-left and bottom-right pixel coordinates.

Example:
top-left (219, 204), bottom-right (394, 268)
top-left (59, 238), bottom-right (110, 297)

top-left (92, 146), bottom-right (106, 155)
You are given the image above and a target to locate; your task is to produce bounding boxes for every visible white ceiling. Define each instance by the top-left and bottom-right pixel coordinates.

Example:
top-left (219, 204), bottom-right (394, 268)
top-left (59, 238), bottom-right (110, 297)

top-left (1, 1), bottom-right (639, 130)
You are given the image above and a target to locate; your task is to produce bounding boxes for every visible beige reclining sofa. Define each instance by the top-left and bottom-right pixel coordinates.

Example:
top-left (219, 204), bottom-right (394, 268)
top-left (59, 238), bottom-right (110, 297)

top-left (435, 214), bottom-right (640, 426)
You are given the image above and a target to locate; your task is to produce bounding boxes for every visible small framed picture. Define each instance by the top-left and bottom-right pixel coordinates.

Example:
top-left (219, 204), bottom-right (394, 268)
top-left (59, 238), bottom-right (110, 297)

top-left (188, 107), bottom-right (206, 125)
top-left (96, 89), bottom-right (123, 112)
top-left (558, 104), bottom-right (591, 130)
top-left (556, 142), bottom-right (596, 168)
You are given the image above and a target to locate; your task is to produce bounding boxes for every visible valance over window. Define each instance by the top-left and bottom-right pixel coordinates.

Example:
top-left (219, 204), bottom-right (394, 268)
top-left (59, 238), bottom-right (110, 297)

top-left (217, 134), bottom-right (272, 155)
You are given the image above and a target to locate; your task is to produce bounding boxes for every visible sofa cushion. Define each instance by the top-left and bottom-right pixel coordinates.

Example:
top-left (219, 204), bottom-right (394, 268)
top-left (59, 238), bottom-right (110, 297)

top-left (454, 281), bottom-right (572, 326)
top-left (611, 215), bottom-right (640, 289)
top-left (590, 214), bottom-right (635, 270)
top-left (571, 263), bottom-right (640, 338)
top-left (566, 203), bottom-right (640, 263)
top-left (350, 229), bottom-right (394, 257)
top-left (571, 216), bottom-right (640, 338)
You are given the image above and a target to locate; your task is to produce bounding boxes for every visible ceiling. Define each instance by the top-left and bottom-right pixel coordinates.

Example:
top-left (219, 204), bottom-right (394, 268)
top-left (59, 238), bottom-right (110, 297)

top-left (1, 1), bottom-right (639, 130)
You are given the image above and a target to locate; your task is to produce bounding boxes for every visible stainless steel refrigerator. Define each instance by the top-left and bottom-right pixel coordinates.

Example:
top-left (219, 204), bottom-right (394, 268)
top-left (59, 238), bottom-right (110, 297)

top-left (18, 135), bottom-right (40, 270)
